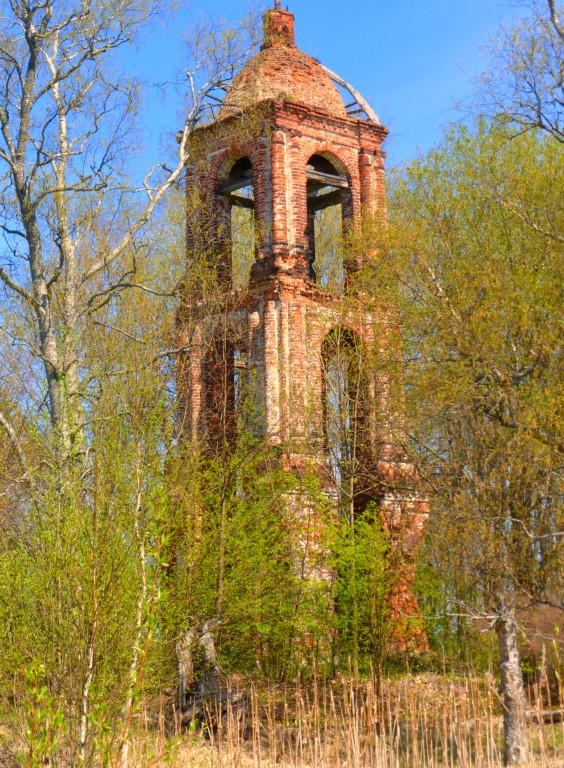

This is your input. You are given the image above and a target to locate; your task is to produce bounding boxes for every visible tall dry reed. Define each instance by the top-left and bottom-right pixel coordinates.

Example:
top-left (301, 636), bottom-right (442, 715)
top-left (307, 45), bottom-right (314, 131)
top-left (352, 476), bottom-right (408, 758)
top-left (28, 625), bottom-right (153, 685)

top-left (126, 672), bottom-right (562, 768)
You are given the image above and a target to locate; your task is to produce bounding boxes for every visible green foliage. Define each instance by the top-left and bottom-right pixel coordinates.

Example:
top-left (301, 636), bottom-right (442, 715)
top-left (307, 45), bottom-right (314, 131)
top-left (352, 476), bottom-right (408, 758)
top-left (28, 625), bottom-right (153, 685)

top-left (1, 9), bottom-right (562, 768)
top-left (231, 201), bottom-right (257, 288)
top-left (414, 554), bottom-right (497, 671)
top-left (0, 283), bottom-right (176, 757)
top-left (18, 661), bottom-right (65, 768)
top-left (315, 206), bottom-right (345, 292)
top-left (330, 509), bottom-right (391, 674)
top-left (163, 442), bottom-right (325, 678)
top-left (380, 121), bottom-right (564, 661)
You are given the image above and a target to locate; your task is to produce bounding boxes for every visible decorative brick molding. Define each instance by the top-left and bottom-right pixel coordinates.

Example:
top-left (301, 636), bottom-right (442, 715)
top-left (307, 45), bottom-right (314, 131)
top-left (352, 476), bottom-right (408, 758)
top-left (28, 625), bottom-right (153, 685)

top-left (177, 4), bottom-right (427, 653)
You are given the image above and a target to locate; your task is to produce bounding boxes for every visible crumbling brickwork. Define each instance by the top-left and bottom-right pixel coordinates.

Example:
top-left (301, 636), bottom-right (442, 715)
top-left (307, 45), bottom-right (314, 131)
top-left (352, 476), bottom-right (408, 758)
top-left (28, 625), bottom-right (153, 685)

top-left (177, 4), bottom-right (427, 651)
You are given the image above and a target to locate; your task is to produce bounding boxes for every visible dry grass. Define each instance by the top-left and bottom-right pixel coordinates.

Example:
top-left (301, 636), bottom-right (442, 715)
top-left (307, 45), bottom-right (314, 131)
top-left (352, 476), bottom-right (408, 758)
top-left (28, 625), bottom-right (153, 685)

top-left (125, 673), bottom-right (563, 768)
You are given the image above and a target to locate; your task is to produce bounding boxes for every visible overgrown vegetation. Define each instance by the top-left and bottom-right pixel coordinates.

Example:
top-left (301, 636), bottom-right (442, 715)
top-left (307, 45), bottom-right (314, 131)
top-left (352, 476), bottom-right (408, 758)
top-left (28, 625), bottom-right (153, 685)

top-left (0, 0), bottom-right (561, 766)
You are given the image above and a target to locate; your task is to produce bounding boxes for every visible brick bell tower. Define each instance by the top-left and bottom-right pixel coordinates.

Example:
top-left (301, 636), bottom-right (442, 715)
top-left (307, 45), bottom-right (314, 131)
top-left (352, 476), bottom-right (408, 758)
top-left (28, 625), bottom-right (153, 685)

top-left (177, 3), bottom-right (427, 647)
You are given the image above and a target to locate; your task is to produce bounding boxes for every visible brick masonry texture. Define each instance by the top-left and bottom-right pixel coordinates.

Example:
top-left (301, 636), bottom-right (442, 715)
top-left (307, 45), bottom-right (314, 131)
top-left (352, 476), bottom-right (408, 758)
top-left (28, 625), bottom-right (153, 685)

top-left (177, 4), bottom-right (428, 652)
top-left (220, 8), bottom-right (346, 120)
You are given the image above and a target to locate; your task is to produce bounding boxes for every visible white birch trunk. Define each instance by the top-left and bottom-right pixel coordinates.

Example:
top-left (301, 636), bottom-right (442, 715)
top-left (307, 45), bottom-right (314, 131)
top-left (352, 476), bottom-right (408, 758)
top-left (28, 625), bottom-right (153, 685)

top-left (495, 605), bottom-right (529, 765)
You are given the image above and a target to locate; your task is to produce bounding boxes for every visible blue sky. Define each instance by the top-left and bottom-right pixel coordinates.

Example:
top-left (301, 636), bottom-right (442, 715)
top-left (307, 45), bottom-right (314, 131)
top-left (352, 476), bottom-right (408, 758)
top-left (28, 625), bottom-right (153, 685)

top-left (131, 0), bottom-right (521, 169)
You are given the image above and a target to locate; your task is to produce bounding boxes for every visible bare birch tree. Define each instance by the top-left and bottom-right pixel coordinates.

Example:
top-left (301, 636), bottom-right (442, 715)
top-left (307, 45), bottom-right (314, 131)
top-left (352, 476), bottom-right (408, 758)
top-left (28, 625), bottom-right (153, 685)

top-left (478, 0), bottom-right (564, 142)
top-left (0, 0), bottom-right (258, 479)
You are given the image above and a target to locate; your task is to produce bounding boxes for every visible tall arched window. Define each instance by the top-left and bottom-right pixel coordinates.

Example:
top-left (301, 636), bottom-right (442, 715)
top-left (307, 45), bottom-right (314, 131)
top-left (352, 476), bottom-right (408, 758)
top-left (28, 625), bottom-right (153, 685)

top-left (322, 327), bottom-right (371, 517)
top-left (203, 329), bottom-right (250, 454)
top-left (306, 154), bottom-right (352, 293)
top-left (217, 157), bottom-right (256, 288)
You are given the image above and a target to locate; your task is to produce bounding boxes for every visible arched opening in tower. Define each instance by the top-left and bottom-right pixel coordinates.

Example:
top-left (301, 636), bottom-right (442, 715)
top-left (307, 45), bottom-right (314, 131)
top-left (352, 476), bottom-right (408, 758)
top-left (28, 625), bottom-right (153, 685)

top-left (321, 327), bottom-right (373, 518)
top-left (306, 154), bottom-right (352, 293)
top-left (217, 156), bottom-right (256, 288)
top-left (202, 330), bottom-right (250, 454)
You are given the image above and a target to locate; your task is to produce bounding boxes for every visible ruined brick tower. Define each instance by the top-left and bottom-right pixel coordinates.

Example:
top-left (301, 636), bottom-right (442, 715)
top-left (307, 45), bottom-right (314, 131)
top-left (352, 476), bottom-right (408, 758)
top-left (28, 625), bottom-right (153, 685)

top-left (177, 3), bottom-right (427, 647)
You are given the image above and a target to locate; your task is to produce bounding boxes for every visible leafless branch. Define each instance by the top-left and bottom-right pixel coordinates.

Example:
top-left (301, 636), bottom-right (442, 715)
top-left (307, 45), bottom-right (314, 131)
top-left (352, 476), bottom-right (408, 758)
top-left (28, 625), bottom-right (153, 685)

top-left (0, 408), bottom-right (35, 490)
top-left (0, 264), bottom-right (38, 308)
top-left (548, 0), bottom-right (564, 41)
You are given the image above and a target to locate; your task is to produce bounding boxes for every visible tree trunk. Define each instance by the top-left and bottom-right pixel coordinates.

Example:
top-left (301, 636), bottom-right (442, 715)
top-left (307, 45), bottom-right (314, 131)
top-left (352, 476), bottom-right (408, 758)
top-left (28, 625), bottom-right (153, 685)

top-left (177, 625), bottom-right (197, 709)
top-left (177, 618), bottom-right (223, 706)
top-left (495, 607), bottom-right (528, 765)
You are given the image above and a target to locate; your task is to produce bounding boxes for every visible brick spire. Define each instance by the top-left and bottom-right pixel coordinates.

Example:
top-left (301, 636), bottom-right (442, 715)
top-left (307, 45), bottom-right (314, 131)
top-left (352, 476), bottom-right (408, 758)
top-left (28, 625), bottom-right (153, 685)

top-left (262, 4), bottom-right (295, 49)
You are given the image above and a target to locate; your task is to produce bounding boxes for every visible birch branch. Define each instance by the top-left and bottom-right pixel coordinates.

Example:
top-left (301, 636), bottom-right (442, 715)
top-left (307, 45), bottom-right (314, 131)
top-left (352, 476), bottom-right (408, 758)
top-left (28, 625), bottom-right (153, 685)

top-left (0, 408), bottom-right (36, 490)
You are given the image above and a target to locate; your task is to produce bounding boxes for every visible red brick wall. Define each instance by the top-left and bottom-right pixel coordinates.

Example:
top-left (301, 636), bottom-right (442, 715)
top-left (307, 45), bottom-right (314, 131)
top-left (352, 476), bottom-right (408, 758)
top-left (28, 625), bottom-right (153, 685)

top-left (176, 9), bottom-right (427, 649)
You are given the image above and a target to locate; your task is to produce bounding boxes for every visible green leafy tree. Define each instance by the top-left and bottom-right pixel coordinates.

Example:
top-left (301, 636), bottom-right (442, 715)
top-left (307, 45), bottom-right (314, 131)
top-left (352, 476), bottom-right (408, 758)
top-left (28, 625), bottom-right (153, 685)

top-left (330, 510), bottom-right (392, 677)
top-left (164, 419), bottom-right (338, 684)
top-left (381, 122), bottom-right (563, 764)
top-left (0, 2), bottom-right (259, 761)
